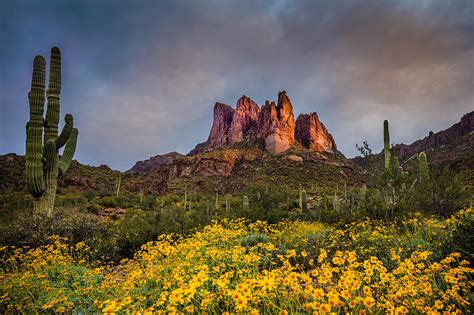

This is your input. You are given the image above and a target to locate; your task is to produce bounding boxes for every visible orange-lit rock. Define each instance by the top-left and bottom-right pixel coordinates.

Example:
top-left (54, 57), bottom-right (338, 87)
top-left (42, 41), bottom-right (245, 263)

top-left (256, 91), bottom-right (296, 154)
top-left (228, 95), bottom-right (260, 144)
top-left (295, 112), bottom-right (336, 152)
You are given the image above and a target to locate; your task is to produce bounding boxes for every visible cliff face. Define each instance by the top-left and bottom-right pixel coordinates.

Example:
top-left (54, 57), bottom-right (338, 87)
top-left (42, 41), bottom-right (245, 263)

top-left (205, 102), bottom-right (235, 151)
top-left (295, 112), bottom-right (336, 152)
top-left (192, 90), bottom-right (336, 155)
top-left (228, 95), bottom-right (260, 144)
top-left (257, 91), bottom-right (296, 154)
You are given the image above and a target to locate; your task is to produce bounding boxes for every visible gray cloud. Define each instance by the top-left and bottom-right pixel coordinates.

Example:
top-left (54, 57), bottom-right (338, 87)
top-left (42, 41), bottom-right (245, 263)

top-left (1, 0), bottom-right (473, 170)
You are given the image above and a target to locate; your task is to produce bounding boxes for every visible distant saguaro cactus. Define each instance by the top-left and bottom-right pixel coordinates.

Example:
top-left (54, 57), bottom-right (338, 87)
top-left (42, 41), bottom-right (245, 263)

top-left (299, 189), bottom-right (308, 212)
top-left (384, 120), bottom-right (391, 170)
top-left (26, 47), bottom-right (78, 217)
top-left (418, 152), bottom-right (429, 182)
top-left (115, 177), bottom-right (121, 196)
top-left (243, 195), bottom-right (249, 210)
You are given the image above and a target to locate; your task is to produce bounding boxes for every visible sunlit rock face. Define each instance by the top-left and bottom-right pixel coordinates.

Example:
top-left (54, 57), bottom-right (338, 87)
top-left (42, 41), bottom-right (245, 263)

top-left (192, 90), bottom-right (336, 155)
top-left (256, 91), bottom-right (296, 154)
top-left (295, 112), bottom-right (336, 152)
top-left (204, 102), bottom-right (235, 152)
top-left (228, 95), bottom-right (260, 144)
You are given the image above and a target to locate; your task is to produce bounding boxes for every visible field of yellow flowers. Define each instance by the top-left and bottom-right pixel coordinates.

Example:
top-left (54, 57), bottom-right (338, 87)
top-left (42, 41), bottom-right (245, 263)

top-left (1, 209), bottom-right (473, 314)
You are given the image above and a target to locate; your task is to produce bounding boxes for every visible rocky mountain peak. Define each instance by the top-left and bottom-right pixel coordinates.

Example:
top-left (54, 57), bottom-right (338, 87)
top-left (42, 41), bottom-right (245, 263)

top-left (192, 91), bottom-right (336, 155)
top-left (295, 112), bottom-right (336, 152)
top-left (257, 91), bottom-right (296, 154)
top-left (206, 102), bottom-right (234, 150)
top-left (228, 95), bottom-right (260, 144)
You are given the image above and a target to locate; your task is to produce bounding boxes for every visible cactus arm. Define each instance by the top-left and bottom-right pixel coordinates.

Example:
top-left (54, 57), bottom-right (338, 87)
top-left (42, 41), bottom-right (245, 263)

top-left (42, 139), bottom-right (56, 171)
top-left (26, 55), bottom-right (46, 198)
top-left (383, 120), bottom-right (391, 170)
top-left (44, 47), bottom-right (61, 143)
top-left (59, 128), bottom-right (78, 175)
top-left (55, 114), bottom-right (73, 148)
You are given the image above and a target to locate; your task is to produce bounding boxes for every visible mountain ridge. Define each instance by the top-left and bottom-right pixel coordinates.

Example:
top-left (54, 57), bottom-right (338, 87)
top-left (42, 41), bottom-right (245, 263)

top-left (351, 111), bottom-right (474, 170)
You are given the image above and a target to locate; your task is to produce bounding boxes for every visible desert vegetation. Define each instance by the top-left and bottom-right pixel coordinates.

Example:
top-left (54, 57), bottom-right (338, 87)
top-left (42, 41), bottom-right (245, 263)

top-left (1, 210), bottom-right (472, 313)
top-left (0, 47), bottom-right (472, 313)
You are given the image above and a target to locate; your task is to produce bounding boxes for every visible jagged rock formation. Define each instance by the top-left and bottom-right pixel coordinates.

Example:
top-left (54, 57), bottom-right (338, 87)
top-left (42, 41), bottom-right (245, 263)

top-left (257, 91), bottom-right (296, 154)
top-left (205, 102), bottom-right (235, 150)
top-left (128, 152), bottom-right (183, 173)
top-left (229, 96), bottom-right (260, 144)
top-left (295, 112), bottom-right (336, 152)
top-left (192, 90), bottom-right (335, 155)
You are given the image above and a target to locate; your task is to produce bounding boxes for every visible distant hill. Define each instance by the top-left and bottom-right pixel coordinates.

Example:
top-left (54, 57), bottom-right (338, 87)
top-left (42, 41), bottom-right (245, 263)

top-left (0, 153), bottom-right (121, 193)
top-left (351, 111), bottom-right (474, 181)
top-left (2, 92), bottom-right (472, 196)
top-left (123, 91), bottom-right (364, 194)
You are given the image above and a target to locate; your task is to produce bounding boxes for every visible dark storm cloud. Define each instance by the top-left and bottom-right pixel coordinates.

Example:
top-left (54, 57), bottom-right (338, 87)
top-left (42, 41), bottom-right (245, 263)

top-left (1, 0), bottom-right (473, 170)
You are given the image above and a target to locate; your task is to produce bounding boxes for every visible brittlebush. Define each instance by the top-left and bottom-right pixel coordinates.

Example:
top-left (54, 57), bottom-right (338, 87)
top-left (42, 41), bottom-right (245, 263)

top-left (1, 210), bottom-right (473, 314)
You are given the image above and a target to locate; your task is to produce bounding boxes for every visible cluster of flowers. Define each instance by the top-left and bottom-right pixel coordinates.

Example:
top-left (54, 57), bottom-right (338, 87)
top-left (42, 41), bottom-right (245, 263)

top-left (1, 209), bottom-right (472, 314)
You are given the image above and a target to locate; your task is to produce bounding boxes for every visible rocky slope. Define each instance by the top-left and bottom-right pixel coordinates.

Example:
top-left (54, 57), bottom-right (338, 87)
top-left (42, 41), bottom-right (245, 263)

top-left (191, 91), bottom-right (336, 155)
top-left (352, 111), bottom-right (474, 171)
top-left (0, 153), bottom-right (121, 192)
top-left (128, 152), bottom-right (183, 173)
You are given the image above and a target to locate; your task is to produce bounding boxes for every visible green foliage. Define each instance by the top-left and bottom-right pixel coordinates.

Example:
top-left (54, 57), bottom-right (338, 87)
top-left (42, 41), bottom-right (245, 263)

top-left (25, 47), bottom-right (78, 217)
top-left (0, 208), bottom-right (105, 249)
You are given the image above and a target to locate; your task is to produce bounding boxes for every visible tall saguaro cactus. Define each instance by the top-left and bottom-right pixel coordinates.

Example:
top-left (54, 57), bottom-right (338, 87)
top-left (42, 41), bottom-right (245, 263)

top-left (26, 47), bottom-right (78, 217)
top-left (383, 120), bottom-right (391, 170)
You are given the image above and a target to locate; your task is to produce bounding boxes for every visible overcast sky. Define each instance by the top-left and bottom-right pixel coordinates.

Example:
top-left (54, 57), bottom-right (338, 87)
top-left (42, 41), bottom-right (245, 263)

top-left (1, 0), bottom-right (473, 171)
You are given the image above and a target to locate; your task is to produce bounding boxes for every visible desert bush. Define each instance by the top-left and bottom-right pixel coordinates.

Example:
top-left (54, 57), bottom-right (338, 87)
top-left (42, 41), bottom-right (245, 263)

top-left (0, 208), bottom-right (105, 248)
top-left (1, 209), bottom-right (472, 314)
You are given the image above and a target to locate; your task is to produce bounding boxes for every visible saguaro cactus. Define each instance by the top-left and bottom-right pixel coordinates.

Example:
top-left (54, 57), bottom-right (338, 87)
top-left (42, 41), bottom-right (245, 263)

top-left (299, 189), bottom-right (308, 212)
top-left (384, 120), bottom-right (391, 170)
top-left (26, 47), bottom-right (78, 217)
top-left (115, 177), bottom-right (121, 196)
top-left (243, 195), bottom-right (249, 210)
top-left (418, 152), bottom-right (429, 182)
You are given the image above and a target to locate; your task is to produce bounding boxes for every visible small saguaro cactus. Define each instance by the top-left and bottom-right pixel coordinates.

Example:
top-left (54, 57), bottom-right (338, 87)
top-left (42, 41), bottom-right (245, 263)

top-left (384, 120), bottom-right (391, 170)
top-left (243, 195), bottom-right (249, 210)
top-left (183, 188), bottom-right (187, 211)
top-left (418, 152), bottom-right (430, 182)
top-left (115, 177), bottom-right (121, 196)
top-left (139, 190), bottom-right (144, 205)
top-left (299, 189), bottom-right (308, 212)
top-left (225, 196), bottom-right (230, 214)
top-left (332, 191), bottom-right (339, 211)
top-left (26, 47), bottom-right (78, 217)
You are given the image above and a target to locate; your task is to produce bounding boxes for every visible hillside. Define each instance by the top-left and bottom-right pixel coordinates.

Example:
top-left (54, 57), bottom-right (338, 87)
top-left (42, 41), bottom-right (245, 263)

top-left (125, 91), bottom-right (363, 194)
top-left (0, 153), bottom-right (121, 193)
top-left (352, 111), bottom-right (474, 179)
top-left (3, 95), bottom-right (472, 195)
